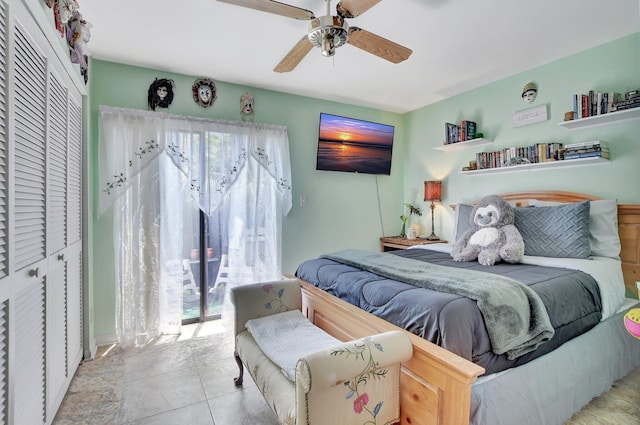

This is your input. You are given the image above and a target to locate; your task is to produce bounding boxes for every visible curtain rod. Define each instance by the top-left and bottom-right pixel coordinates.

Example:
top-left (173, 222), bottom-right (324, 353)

top-left (99, 105), bottom-right (288, 132)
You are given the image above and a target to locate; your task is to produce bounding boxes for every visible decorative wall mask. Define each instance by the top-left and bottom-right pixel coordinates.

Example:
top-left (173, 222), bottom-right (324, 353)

top-left (192, 78), bottom-right (217, 108)
top-left (521, 82), bottom-right (537, 103)
top-left (240, 92), bottom-right (255, 122)
top-left (148, 78), bottom-right (175, 111)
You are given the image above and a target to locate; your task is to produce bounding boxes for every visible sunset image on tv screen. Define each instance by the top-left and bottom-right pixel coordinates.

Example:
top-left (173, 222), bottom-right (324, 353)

top-left (316, 113), bottom-right (394, 175)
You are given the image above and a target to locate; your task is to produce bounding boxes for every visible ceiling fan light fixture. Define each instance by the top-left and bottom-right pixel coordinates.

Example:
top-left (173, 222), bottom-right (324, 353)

top-left (321, 34), bottom-right (336, 57)
top-left (307, 15), bottom-right (349, 56)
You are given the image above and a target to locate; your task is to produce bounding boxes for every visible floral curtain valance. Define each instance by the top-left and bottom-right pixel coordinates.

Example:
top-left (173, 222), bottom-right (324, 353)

top-left (98, 106), bottom-right (292, 217)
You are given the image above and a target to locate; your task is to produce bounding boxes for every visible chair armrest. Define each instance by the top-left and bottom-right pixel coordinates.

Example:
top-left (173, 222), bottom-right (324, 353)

top-left (231, 279), bottom-right (301, 337)
top-left (296, 330), bottom-right (412, 394)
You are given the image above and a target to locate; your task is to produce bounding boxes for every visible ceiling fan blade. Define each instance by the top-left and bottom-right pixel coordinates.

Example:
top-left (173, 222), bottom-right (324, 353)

top-left (217, 0), bottom-right (315, 20)
top-left (336, 0), bottom-right (381, 18)
top-left (274, 36), bottom-right (314, 73)
top-left (348, 27), bottom-right (412, 64)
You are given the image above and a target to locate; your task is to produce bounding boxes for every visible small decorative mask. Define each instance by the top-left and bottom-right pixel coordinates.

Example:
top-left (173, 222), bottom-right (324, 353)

top-left (521, 82), bottom-right (537, 103)
top-left (192, 78), bottom-right (217, 108)
top-left (240, 92), bottom-right (255, 122)
top-left (148, 78), bottom-right (175, 111)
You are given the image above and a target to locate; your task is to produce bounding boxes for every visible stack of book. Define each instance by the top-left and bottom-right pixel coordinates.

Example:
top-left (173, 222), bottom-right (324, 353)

top-left (444, 120), bottom-right (476, 144)
top-left (563, 141), bottom-right (609, 160)
top-left (612, 89), bottom-right (640, 112)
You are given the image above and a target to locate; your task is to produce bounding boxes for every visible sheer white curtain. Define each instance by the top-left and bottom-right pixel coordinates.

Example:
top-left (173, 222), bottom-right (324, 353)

top-left (98, 106), bottom-right (292, 346)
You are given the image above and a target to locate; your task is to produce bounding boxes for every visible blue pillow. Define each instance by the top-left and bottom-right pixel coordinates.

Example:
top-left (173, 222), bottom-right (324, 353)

top-left (514, 201), bottom-right (591, 258)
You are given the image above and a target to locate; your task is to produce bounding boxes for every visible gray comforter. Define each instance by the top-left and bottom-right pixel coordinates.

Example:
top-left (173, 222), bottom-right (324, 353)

top-left (322, 249), bottom-right (554, 360)
top-left (296, 248), bottom-right (602, 375)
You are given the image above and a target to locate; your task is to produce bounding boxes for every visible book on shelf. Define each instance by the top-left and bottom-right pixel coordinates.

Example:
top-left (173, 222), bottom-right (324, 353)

top-left (564, 150), bottom-right (610, 160)
top-left (564, 146), bottom-right (609, 155)
top-left (564, 140), bottom-right (608, 149)
top-left (473, 142), bottom-right (563, 170)
top-left (612, 96), bottom-right (640, 112)
top-left (625, 88), bottom-right (640, 99)
top-left (564, 142), bottom-right (608, 154)
top-left (572, 91), bottom-right (622, 118)
top-left (445, 122), bottom-right (458, 144)
top-left (461, 120), bottom-right (476, 140)
top-left (444, 120), bottom-right (478, 144)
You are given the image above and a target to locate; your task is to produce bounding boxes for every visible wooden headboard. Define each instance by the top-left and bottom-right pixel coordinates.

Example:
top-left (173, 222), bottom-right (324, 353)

top-left (494, 190), bottom-right (639, 298)
top-left (618, 204), bottom-right (640, 298)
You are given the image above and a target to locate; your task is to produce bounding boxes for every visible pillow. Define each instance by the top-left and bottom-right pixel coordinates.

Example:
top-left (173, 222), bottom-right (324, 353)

top-left (514, 201), bottom-right (591, 258)
top-left (529, 199), bottom-right (620, 259)
top-left (454, 202), bottom-right (531, 242)
top-left (453, 203), bottom-right (474, 242)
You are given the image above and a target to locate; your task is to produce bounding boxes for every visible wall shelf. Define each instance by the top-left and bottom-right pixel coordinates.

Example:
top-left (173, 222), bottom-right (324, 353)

top-left (558, 107), bottom-right (640, 130)
top-left (434, 138), bottom-right (493, 151)
top-left (460, 157), bottom-right (610, 175)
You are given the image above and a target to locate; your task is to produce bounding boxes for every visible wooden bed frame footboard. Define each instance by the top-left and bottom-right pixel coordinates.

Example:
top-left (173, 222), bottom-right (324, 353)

top-left (298, 279), bottom-right (485, 425)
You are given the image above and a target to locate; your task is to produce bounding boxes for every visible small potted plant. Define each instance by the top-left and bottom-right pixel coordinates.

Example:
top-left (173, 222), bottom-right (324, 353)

top-left (400, 203), bottom-right (422, 237)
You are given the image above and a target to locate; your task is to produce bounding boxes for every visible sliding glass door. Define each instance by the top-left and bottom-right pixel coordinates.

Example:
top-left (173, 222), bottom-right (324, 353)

top-left (182, 198), bottom-right (229, 323)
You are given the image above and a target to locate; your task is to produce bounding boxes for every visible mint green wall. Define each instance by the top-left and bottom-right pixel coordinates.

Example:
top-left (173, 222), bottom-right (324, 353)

top-left (404, 33), bottom-right (640, 241)
top-left (88, 60), bottom-right (405, 340)
top-left (89, 33), bottom-right (640, 341)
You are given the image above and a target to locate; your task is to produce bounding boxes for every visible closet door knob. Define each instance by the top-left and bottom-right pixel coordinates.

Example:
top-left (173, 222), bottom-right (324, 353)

top-left (29, 268), bottom-right (40, 278)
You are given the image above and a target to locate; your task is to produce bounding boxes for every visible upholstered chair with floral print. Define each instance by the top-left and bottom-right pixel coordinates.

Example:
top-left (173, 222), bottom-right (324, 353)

top-left (295, 330), bottom-right (412, 425)
top-left (232, 279), bottom-right (413, 425)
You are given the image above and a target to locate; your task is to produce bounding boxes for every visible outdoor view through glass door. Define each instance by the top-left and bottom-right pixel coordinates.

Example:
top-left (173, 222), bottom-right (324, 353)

top-left (182, 197), bottom-right (228, 323)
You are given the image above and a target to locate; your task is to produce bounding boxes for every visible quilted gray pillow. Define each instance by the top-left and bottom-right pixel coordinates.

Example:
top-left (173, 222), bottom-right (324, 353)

top-left (514, 201), bottom-right (591, 258)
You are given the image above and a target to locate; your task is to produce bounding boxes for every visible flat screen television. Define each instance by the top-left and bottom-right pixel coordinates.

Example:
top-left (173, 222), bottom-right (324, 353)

top-left (316, 113), bottom-right (395, 175)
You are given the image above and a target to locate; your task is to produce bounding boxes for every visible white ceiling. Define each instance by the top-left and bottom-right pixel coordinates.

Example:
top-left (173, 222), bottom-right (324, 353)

top-left (79, 0), bottom-right (639, 114)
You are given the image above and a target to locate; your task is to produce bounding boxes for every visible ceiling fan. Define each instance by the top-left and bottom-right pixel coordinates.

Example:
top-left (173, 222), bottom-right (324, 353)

top-left (217, 0), bottom-right (412, 72)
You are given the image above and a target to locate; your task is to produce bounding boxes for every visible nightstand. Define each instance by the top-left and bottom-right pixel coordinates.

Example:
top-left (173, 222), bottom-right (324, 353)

top-left (379, 236), bottom-right (447, 252)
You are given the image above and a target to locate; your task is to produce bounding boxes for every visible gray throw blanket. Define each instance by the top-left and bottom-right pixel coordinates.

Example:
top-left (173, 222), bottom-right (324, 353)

top-left (322, 249), bottom-right (554, 359)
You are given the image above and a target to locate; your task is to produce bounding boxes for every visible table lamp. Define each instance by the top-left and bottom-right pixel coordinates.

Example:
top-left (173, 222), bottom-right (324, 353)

top-left (424, 180), bottom-right (442, 241)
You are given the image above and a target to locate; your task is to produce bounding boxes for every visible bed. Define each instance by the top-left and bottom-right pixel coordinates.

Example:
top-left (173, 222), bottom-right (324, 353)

top-left (293, 191), bottom-right (640, 425)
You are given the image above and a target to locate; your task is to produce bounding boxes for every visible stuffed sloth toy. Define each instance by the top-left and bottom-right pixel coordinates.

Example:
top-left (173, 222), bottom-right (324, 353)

top-left (451, 195), bottom-right (525, 266)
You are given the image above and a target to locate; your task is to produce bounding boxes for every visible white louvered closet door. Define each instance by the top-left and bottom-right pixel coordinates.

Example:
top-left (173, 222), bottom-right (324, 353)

top-left (12, 12), bottom-right (49, 425)
top-left (46, 68), bottom-right (69, 417)
top-left (46, 69), bottom-right (84, 418)
top-left (65, 97), bottom-right (83, 374)
top-left (0, 0), bottom-right (7, 284)
top-left (13, 10), bottom-right (46, 273)
top-left (4, 0), bottom-right (85, 424)
top-left (0, 2), bottom-right (8, 423)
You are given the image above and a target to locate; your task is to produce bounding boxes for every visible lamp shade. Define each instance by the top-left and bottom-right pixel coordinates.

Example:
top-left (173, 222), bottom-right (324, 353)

top-left (424, 180), bottom-right (442, 202)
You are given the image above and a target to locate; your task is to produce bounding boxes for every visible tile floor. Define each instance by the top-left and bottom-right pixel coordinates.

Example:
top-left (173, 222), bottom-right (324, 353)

top-left (51, 318), bottom-right (636, 425)
top-left (53, 320), bottom-right (280, 425)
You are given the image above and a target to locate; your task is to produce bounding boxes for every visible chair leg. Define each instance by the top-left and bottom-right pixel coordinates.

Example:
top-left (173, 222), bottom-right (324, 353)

top-left (234, 351), bottom-right (244, 386)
